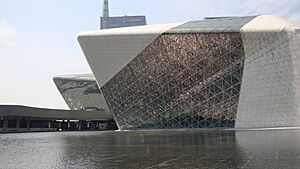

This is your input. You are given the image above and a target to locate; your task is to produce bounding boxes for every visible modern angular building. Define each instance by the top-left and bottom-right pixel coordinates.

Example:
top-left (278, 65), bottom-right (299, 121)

top-left (53, 74), bottom-right (109, 111)
top-left (77, 15), bottom-right (300, 130)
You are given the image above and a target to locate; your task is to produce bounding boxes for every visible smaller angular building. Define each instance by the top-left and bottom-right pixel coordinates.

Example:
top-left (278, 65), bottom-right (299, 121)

top-left (77, 15), bottom-right (300, 130)
top-left (53, 74), bottom-right (109, 112)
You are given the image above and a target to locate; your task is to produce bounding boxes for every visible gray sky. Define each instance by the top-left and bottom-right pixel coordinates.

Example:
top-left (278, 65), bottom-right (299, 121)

top-left (1, 0), bottom-right (300, 109)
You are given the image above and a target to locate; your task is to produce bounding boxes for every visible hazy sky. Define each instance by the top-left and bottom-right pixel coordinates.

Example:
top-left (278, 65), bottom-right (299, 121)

top-left (1, 0), bottom-right (300, 109)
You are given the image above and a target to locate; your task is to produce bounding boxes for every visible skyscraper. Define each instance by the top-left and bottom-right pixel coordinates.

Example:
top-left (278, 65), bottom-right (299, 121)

top-left (100, 0), bottom-right (147, 29)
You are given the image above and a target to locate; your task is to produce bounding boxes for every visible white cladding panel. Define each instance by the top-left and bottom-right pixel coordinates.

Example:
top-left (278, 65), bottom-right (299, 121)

top-left (236, 16), bottom-right (300, 128)
top-left (240, 15), bottom-right (299, 32)
top-left (77, 23), bottom-right (184, 87)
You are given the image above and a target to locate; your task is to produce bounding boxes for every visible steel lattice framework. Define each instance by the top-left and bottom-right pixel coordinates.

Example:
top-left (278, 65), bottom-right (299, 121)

top-left (102, 32), bottom-right (245, 129)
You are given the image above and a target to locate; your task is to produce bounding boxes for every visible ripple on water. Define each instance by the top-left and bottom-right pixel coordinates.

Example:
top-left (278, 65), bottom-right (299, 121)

top-left (0, 130), bottom-right (300, 169)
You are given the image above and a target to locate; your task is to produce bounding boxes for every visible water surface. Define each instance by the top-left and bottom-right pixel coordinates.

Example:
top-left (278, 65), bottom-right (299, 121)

top-left (0, 130), bottom-right (300, 169)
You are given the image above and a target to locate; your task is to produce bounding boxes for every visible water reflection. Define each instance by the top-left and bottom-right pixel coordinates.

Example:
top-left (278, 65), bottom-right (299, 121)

top-left (0, 130), bottom-right (299, 168)
top-left (236, 130), bottom-right (300, 168)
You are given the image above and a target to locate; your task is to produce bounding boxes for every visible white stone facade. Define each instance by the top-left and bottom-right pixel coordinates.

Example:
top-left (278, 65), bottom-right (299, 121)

top-left (236, 16), bottom-right (300, 128)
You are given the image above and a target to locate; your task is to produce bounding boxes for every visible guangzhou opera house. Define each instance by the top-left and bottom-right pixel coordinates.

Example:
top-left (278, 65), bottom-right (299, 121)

top-left (55, 15), bottom-right (300, 130)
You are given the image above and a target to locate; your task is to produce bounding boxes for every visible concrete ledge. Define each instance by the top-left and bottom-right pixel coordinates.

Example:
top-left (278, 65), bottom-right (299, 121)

top-left (0, 105), bottom-right (113, 120)
top-left (0, 128), bottom-right (57, 133)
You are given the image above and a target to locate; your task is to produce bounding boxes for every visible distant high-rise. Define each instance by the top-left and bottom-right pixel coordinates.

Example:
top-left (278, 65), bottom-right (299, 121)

top-left (100, 0), bottom-right (147, 29)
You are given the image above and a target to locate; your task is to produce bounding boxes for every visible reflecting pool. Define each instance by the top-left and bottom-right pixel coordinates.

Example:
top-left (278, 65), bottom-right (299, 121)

top-left (0, 130), bottom-right (300, 169)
